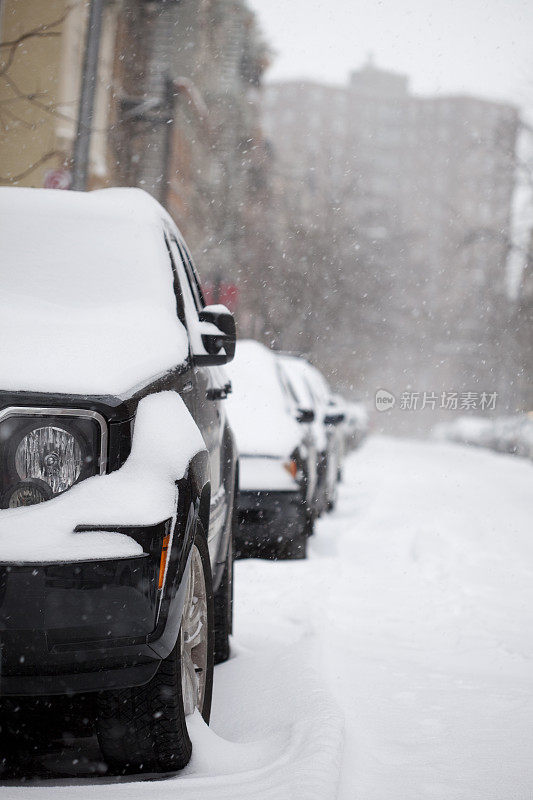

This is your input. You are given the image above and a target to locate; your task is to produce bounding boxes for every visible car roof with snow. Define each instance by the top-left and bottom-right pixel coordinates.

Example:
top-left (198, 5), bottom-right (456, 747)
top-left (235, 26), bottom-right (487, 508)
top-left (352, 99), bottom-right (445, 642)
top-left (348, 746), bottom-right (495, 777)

top-left (278, 353), bottom-right (331, 406)
top-left (0, 184), bottom-right (174, 224)
top-left (0, 187), bottom-right (189, 396)
top-left (276, 354), bottom-right (315, 409)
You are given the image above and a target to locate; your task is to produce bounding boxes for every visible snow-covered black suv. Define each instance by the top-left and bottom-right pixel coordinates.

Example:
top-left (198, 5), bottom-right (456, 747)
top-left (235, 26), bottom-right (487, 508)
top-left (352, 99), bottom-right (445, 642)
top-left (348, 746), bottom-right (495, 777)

top-left (0, 187), bottom-right (237, 773)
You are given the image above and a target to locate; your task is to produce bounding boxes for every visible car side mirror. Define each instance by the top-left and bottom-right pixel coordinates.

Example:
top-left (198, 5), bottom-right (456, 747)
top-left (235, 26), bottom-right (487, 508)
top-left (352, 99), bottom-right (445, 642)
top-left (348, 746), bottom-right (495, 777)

top-left (193, 305), bottom-right (236, 366)
top-left (297, 408), bottom-right (315, 423)
top-left (324, 412), bottom-right (345, 425)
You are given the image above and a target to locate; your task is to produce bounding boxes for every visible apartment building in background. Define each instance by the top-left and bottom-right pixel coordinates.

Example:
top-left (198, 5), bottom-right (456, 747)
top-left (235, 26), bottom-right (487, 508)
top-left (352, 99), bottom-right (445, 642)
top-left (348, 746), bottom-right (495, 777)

top-left (263, 61), bottom-right (519, 406)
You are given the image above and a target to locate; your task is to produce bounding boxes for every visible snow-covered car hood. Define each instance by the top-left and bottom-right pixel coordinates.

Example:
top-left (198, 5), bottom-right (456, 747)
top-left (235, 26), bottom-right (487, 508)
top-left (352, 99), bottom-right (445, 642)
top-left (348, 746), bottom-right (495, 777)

top-left (0, 187), bottom-right (189, 396)
top-left (225, 340), bottom-right (301, 458)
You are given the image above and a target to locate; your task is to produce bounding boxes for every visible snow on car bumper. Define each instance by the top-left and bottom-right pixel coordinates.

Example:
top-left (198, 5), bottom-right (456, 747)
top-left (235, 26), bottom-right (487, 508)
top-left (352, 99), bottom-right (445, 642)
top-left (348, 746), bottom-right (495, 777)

top-left (239, 455), bottom-right (299, 493)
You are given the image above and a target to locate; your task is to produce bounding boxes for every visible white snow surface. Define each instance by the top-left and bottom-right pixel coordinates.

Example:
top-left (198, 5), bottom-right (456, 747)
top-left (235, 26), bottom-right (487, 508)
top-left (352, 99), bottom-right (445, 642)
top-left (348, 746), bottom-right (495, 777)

top-left (433, 415), bottom-right (494, 444)
top-left (225, 340), bottom-right (301, 458)
top-left (213, 436), bottom-right (533, 799)
top-left (0, 188), bottom-right (189, 395)
top-left (0, 392), bottom-right (205, 561)
top-left (1, 436), bottom-right (532, 798)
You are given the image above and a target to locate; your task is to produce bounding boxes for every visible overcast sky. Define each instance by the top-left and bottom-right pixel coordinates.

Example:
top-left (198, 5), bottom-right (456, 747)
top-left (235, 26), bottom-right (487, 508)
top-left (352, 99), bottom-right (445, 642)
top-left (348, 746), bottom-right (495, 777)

top-left (247, 0), bottom-right (533, 108)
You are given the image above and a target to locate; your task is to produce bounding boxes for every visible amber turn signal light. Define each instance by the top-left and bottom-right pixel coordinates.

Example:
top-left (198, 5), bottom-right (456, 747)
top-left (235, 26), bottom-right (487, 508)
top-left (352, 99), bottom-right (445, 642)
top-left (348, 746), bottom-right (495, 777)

top-left (283, 459), bottom-right (298, 479)
top-left (158, 534), bottom-right (171, 590)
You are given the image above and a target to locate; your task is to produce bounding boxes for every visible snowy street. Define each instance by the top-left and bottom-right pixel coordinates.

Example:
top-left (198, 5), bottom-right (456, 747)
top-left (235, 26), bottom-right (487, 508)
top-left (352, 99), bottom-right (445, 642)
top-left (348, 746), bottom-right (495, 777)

top-left (1, 0), bottom-right (530, 794)
top-left (2, 436), bottom-right (532, 799)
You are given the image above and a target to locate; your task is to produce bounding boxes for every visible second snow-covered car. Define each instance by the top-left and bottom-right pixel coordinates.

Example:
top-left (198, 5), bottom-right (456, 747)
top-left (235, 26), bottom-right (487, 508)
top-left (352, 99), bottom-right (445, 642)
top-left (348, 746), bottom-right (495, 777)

top-left (0, 187), bottom-right (237, 774)
top-left (225, 340), bottom-right (317, 559)
top-left (277, 354), bottom-right (344, 514)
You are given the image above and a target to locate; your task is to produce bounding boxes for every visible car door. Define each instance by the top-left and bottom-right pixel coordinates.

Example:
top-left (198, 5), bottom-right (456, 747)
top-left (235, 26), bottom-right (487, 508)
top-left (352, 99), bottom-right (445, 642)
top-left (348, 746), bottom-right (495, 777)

top-left (167, 237), bottom-right (227, 568)
top-left (276, 361), bottom-right (317, 507)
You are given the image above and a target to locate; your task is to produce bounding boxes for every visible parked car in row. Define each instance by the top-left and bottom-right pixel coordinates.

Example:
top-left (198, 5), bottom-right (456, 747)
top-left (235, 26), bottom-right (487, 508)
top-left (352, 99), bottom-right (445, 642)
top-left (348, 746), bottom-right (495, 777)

top-left (278, 354), bottom-right (345, 514)
top-left (226, 344), bottom-right (347, 560)
top-left (225, 340), bottom-right (317, 559)
top-left (0, 187), bottom-right (362, 774)
top-left (0, 187), bottom-right (237, 773)
top-left (343, 400), bottom-right (369, 451)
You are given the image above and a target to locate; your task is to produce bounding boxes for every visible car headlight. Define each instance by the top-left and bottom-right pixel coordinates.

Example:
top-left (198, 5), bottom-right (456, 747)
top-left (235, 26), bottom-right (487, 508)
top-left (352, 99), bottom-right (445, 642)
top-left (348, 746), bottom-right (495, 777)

top-left (15, 426), bottom-right (83, 495)
top-left (7, 479), bottom-right (52, 508)
top-left (0, 408), bottom-right (107, 509)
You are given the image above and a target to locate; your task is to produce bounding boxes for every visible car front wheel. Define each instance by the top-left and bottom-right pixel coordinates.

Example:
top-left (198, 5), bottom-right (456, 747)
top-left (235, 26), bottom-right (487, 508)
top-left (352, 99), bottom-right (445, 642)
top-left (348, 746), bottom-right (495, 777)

top-left (96, 526), bottom-right (214, 774)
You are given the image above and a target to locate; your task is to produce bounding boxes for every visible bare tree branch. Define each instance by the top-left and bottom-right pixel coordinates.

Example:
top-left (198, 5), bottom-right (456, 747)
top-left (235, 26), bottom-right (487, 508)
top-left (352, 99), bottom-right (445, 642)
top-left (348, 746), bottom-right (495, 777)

top-left (2, 72), bottom-right (76, 124)
top-left (3, 104), bottom-right (38, 130)
top-left (0, 150), bottom-right (66, 184)
top-left (0, 7), bottom-right (73, 79)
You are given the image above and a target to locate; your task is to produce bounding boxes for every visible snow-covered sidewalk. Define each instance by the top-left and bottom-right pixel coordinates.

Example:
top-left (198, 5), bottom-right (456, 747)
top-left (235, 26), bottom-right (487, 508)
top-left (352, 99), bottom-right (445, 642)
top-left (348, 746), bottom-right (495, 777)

top-left (225, 436), bottom-right (533, 798)
top-left (312, 436), bottom-right (533, 799)
top-left (2, 436), bottom-right (533, 799)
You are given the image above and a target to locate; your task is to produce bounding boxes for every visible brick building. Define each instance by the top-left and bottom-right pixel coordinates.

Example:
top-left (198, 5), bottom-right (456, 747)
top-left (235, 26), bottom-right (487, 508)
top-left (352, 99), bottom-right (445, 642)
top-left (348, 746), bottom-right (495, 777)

top-left (114, 0), bottom-right (270, 285)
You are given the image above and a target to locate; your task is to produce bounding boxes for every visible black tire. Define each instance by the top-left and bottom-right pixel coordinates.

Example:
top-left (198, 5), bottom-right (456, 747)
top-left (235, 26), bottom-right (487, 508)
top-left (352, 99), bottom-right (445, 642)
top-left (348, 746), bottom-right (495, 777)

top-left (327, 478), bottom-right (338, 513)
top-left (96, 526), bottom-right (214, 774)
top-left (305, 508), bottom-right (316, 537)
top-left (280, 503), bottom-right (309, 560)
top-left (0, 694), bottom-right (94, 754)
top-left (283, 527), bottom-right (308, 559)
top-left (214, 532), bottom-right (233, 665)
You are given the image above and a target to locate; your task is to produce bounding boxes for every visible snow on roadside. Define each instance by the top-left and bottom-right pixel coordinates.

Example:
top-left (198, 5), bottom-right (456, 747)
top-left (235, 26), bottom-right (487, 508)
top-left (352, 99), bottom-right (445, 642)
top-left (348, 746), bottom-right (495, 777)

top-left (203, 622), bottom-right (343, 800)
top-left (1, 435), bottom-right (531, 799)
top-left (314, 436), bottom-right (533, 800)
top-left (226, 435), bottom-right (533, 799)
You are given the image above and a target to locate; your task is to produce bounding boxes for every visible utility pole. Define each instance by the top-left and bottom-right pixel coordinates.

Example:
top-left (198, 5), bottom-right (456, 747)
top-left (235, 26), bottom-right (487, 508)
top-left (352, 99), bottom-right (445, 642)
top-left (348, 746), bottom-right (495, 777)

top-left (71, 0), bottom-right (104, 191)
